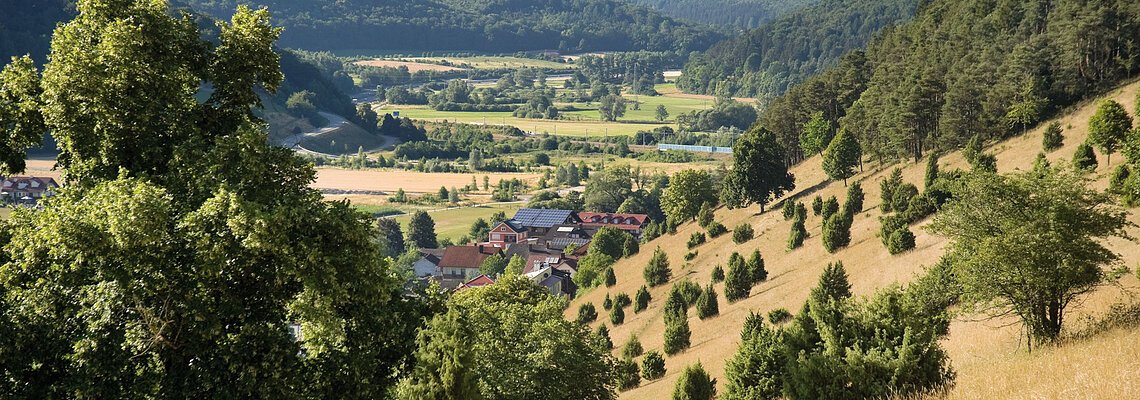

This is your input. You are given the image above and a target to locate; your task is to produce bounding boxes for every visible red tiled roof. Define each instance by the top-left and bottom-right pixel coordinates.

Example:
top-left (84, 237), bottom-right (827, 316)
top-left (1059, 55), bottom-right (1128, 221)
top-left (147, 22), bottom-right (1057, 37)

top-left (439, 245), bottom-right (501, 269)
top-left (577, 212), bottom-right (648, 230)
top-left (1, 176), bottom-right (59, 193)
top-left (457, 274), bottom-right (495, 289)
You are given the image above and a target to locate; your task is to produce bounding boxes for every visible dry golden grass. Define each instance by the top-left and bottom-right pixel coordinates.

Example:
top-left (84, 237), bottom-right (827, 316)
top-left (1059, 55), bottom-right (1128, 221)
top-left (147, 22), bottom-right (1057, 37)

top-left (21, 159), bottom-right (61, 180)
top-left (312, 168), bottom-right (542, 194)
top-left (569, 80), bottom-right (1140, 399)
top-left (351, 59), bottom-right (464, 72)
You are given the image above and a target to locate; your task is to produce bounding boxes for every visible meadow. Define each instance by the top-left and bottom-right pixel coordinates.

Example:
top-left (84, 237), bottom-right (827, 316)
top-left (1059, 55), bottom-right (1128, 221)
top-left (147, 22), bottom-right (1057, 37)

top-left (381, 84), bottom-right (715, 136)
top-left (392, 202), bottom-right (523, 243)
top-left (406, 56), bottom-right (572, 70)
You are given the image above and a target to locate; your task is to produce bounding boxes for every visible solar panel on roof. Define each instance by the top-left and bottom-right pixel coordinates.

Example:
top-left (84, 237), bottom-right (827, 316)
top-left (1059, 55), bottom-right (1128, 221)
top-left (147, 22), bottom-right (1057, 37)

top-left (511, 208), bottom-right (573, 229)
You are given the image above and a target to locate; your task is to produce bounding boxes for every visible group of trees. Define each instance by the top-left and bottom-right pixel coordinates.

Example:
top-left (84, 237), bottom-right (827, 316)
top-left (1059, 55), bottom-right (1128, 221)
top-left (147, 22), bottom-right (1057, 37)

top-left (630, 0), bottom-right (809, 31)
top-left (723, 250), bottom-right (768, 302)
top-left (720, 262), bottom-right (954, 399)
top-left (675, 97), bottom-right (758, 132)
top-left (759, 0), bottom-right (1140, 166)
top-left (180, 0), bottom-right (725, 54)
top-left (676, 0), bottom-right (918, 99)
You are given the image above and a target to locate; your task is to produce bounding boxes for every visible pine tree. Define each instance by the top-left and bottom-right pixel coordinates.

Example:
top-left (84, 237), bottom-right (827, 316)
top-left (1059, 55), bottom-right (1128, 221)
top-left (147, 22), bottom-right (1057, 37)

top-left (788, 218), bottom-right (807, 250)
top-left (747, 249), bottom-right (768, 284)
top-left (644, 247), bottom-right (672, 287)
top-left (1042, 122), bottom-right (1064, 151)
top-left (845, 181), bottom-right (864, 214)
top-left (880, 168), bottom-right (903, 212)
top-left (622, 335), bottom-right (644, 359)
top-left (406, 210), bottom-right (438, 248)
top-left (711, 265), bottom-right (725, 282)
top-left (595, 324), bottom-right (613, 350)
top-left (723, 252), bottom-right (750, 302)
top-left (576, 303), bottom-right (598, 324)
top-left (641, 350), bottom-right (667, 380)
top-left (822, 128), bottom-right (861, 185)
top-left (924, 153), bottom-right (939, 190)
top-left (663, 287), bottom-right (691, 354)
top-left (604, 267), bottom-right (617, 287)
top-left (695, 284), bottom-right (719, 319)
top-left (672, 362), bottom-right (716, 400)
top-left (634, 285), bottom-right (651, 313)
top-left (610, 304), bottom-right (625, 325)
top-left (821, 212), bottom-right (852, 253)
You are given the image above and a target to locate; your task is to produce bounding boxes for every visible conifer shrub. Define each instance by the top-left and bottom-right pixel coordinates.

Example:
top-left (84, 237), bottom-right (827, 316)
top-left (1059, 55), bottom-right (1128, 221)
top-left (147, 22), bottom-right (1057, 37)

top-left (1043, 121), bottom-right (1064, 151)
top-left (845, 181), bottom-right (865, 213)
top-left (880, 168), bottom-right (904, 212)
top-left (595, 324), bottom-right (612, 350)
top-left (767, 308), bottom-right (792, 324)
top-left (821, 212), bottom-right (853, 253)
top-left (684, 251), bottom-right (697, 261)
top-left (724, 252), bottom-right (751, 302)
top-left (603, 294), bottom-right (613, 310)
top-left (622, 335), bottom-right (644, 359)
top-left (644, 247), bottom-right (672, 287)
top-left (811, 195), bottom-right (823, 215)
top-left (634, 285), bottom-right (651, 313)
top-left (732, 223), bottom-right (754, 244)
top-left (695, 284), bottom-right (720, 320)
top-left (672, 363), bottom-right (716, 400)
top-left (706, 221), bottom-right (727, 238)
top-left (782, 199), bottom-right (795, 220)
top-left (663, 288), bottom-right (691, 355)
top-left (821, 196), bottom-right (840, 220)
top-left (747, 249), bottom-right (767, 284)
top-left (604, 267), bottom-right (616, 287)
top-left (788, 219), bottom-right (807, 250)
top-left (711, 265), bottom-right (725, 283)
top-left (1073, 142), bottom-right (1098, 171)
top-left (615, 357), bottom-right (641, 391)
top-left (675, 280), bottom-right (702, 307)
top-left (697, 202), bottom-right (715, 228)
top-left (610, 304), bottom-right (625, 325)
top-left (577, 302), bottom-right (598, 324)
top-left (891, 183), bottom-right (919, 212)
top-left (687, 231), bottom-right (706, 248)
top-left (886, 227), bottom-right (917, 254)
top-left (641, 351), bottom-right (667, 380)
top-left (614, 293), bottom-right (632, 309)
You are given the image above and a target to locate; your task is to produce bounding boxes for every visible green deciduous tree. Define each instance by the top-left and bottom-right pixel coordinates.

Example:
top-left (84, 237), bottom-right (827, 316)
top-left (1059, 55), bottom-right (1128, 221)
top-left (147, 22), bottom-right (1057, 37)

top-left (662, 169), bottom-right (718, 222)
top-left (1088, 100), bottom-right (1133, 166)
top-left (721, 125), bottom-right (795, 213)
top-left (656, 104), bottom-right (669, 122)
top-left (0, 56), bottom-right (44, 175)
top-left (599, 94), bottom-right (627, 122)
top-left (799, 111), bottom-right (832, 156)
top-left (400, 276), bottom-right (617, 399)
top-left (822, 128), bottom-right (861, 185)
top-left (644, 247), bottom-right (672, 287)
top-left (407, 210), bottom-right (439, 248)
top-left (928, 166), bottom-right (1130, 345)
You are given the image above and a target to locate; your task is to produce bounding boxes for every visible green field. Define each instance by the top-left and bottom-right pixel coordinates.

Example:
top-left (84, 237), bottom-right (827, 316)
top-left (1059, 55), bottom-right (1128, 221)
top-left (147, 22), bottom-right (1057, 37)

top-left (393, 203), bottom-right (523, 243)
top-left (383, 84), bottom-right (713, 136)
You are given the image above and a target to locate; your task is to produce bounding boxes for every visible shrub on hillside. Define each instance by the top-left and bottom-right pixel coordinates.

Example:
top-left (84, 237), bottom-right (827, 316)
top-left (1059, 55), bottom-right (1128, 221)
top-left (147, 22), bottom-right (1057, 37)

top-left (1073, 142), bottom-right (1098, 171)
top-left (623, 335), bottom-right (644, 359)
top-left (614, 293), bottom-right (632, 309)
top-left (711, 265), bottom-right (725, 283)
top-left (706, 221), bottom-right (727, 238)
top-left (1043, 121), bottom-right (1064, 151)
top-left (641, 351), bottom-right (667, 380)
top-left (788, 219), bottom-right (807, 250)
top-left (890, 183), bottom-right (919, 213)
top-left (697, 201), bottom-right (715, 228)
top-left (902, 193), bottom-right (937, 223)
top-left (767, 308), bottom-right (792, 324)
top-left (684, 251), bottom-right (697, 261)
top-left (795, 202), bottom-right (808, 221)
top-left (821, 212), bottom-right (853, 253)
top-left (724, 252), bottom-right (751, 302)
top-left (634, 285), bottom-right (651, 313)
top-left (695, 284), bottom-right (720, 319)
top-left (672, 363), bottom-right (716, 400)
top-left (615, 357), bottom-right (641, 391)
top-left (845, 181), bottom-right (865, 214)
top-left (595, 324), bottom-right (612, 350)
top-left (675, 280), bottom-right (702, 307)
top-left (604, 267), bottom-right (616, 287)
top-left (782, 199), bottom-right (795, 220)
top-left (577, 302), bottom-right (597, 324)
top-left (747, 250), bottom-right (768, 284)
top-left (663, 288), bottom-right (692, 355)
top-left (603, 293), bottom-right (613, 310)
top-left (880, 168), bottom-right (904, 212)
top-left (886, 227), bottom-right (917, 254)
top-left (973, 153), bottom-right (998, 173)
top-left (821, 196), bottom-right (840, 220)
top-left (811, 195), bottom-right (823, 215)
top-left (687, 231), bottom-right (707, 248)
top-left (924, 153), bottom-right (940, 190)
top-left (733, 223), bottom-right (755, 244)
top-left (644, 247), bottom-right (672, 287)
top-left (610, 304), bottom-right (625, 325)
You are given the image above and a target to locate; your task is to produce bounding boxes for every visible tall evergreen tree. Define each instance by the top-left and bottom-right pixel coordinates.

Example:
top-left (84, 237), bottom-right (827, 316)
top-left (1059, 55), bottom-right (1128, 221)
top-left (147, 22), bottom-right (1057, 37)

top-left (643, 247), bottom-right (672, 287)
top-left (672, 363), bottom-right (716, 400)
top-left (663, 286), bottom-right (691, 354)
top-left (407, 210), bottom-right (439, 248)
top-left (723, 252), bottom-right (750, 302)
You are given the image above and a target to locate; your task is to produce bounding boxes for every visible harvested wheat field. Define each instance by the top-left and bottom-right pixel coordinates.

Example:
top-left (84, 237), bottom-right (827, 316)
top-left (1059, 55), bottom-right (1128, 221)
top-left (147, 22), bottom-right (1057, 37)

top-left (21, 159), bottom-right (62, 180)
top-left (313, 168), bottom-right (541, 194)
top-left (572, 80), bottom-right (1140, 400)
top-left (352, 59), bottom-right (464, 72)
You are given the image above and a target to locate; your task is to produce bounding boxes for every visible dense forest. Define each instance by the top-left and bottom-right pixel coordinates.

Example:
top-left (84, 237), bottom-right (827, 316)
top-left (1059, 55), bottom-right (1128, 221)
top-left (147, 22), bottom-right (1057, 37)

top-left (760, 0), bottom-right (1140, 165)
top-left (676, 0), bottom-right (918, 99)
top-left (629, 0), bottom-right (813, 30)
top-left (0, 0), bottom-right (75, 62)
top-left (176, 0), bottom-right (725, 53)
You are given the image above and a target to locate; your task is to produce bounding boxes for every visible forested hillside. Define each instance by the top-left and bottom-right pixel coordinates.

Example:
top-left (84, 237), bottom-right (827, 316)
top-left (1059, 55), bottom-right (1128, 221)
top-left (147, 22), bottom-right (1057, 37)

top-left (628, 0), bottom-right (813, 30)
top-left (176, 0), bottom-right (725, 53)
top-left (760, 0), bottom-right (1140, 165)
top-left (676, 0), bottom-right (917, 99)
top-left (0, 0), bottom-right (75, 62)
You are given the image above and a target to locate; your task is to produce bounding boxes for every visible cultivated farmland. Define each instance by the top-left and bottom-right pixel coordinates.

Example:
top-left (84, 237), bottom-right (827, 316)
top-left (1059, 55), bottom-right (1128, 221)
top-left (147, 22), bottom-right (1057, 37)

top-left (313, 168), bottom-right (542, 194)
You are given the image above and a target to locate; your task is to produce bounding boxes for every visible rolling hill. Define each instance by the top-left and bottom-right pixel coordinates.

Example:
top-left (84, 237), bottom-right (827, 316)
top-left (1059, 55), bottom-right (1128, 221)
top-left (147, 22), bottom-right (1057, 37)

top-left (676, 0), bottom-right (918, 99)
top-left (570, 79), bottom-right (1140, 399)
top-left (628, 0), bottom-right (814, 30)
top-left (174, 0), bottom-right (725, 54)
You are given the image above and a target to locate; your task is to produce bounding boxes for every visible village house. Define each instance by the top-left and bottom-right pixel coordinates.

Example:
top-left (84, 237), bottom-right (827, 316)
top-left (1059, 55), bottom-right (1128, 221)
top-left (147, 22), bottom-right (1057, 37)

top-left (577, 212), bottom-right (650, 238)
top-left (412, 248), bottom-right (446, 280)
top-left (438, 245), bottom-right (502, 289)
top-left (0, 176), bottom-right (59, 206)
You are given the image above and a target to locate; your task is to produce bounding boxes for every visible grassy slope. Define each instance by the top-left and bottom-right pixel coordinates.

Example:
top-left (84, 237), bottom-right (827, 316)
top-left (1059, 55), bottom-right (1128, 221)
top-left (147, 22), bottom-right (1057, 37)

top-left (393, 203), bottom-right (523, 243)
top-left (567, 80), bottom-right (1140, 399)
